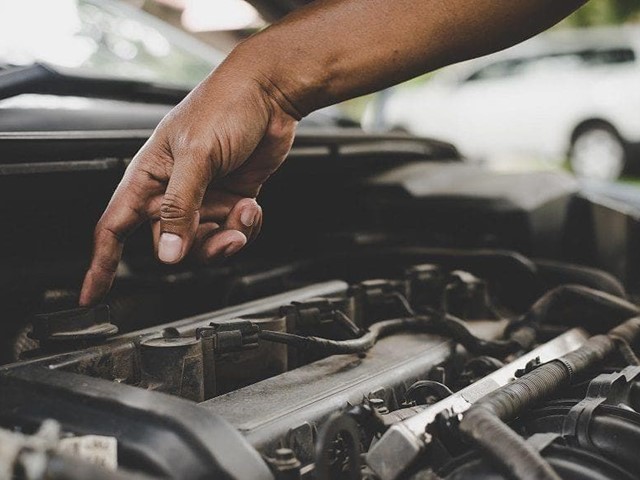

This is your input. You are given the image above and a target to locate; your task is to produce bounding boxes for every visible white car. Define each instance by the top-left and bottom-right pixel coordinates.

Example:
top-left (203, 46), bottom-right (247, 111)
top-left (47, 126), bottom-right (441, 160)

top-left (364, 26), bottom-right (640, 180)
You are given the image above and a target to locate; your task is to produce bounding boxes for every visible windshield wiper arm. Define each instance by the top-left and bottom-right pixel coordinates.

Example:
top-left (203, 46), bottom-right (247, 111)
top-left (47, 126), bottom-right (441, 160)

top-left (0, 63), bottom-right (188, 104)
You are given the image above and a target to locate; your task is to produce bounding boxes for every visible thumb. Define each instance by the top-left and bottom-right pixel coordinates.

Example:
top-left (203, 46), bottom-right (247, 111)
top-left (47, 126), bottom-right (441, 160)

top-left (157, 153), bottom-right (210, 264)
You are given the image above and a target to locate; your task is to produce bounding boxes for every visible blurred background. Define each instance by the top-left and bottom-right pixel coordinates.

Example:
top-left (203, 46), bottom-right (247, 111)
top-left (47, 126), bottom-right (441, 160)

top-left (1, 0), bottom-right (640, 184)
top-left (359, 1), bottom-right (640, 184)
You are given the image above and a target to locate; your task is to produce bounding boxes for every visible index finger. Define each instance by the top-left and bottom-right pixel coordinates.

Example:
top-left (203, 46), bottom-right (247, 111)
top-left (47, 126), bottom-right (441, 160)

top-left (79, 175), bottom-right (150, 306)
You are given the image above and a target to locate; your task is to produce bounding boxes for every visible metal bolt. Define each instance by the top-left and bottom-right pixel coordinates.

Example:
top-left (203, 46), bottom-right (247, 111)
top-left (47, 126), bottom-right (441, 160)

top-left (369, 397), bottom-right (389, 415)
top-left (271, 448), bottom-right (301, 479)
top-left (274, 448), bottom-right (296, 463)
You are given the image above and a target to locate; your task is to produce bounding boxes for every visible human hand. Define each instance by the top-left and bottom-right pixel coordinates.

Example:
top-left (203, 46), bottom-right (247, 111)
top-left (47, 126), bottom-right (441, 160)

top-left (80, 57), bottom-right (298, 306)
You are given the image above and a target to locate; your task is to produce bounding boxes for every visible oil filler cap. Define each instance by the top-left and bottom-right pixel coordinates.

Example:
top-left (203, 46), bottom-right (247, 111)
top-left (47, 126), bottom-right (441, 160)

top-left (31, 304), bottom-right (118, 343)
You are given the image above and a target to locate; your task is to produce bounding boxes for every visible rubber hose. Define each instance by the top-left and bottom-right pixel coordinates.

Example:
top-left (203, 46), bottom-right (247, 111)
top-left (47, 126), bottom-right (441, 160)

top-left (534, 259), bottom-right (626, 298)
top-left (458, 317), bottom-right (640, 480)
top-left (519, 285), bottom-right (639, 334)
top-left (258, 317), bottom-right (427, 355)
top-left (261, 313), bottom-right (531, 357)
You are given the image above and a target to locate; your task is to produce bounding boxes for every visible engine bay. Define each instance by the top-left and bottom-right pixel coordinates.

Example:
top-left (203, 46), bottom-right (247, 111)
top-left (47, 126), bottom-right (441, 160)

top-left (2, 130), bottom-right (640, 479)
top-left (2, 247), bottom-right (640, 480)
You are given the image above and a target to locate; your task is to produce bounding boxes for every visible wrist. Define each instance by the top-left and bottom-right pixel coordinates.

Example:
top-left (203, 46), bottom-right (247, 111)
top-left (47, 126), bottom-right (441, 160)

top-left (227, 28), bottom-right (335, 119)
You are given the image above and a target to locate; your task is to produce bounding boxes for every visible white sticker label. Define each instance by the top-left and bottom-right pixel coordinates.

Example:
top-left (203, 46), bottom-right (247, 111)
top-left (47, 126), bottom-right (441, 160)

top-left (57, 435), bottom-right (118, 471)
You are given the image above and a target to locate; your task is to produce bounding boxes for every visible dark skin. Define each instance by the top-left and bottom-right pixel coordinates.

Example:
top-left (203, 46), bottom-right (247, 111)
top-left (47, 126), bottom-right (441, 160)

top-left (80, 0), bottom-right (587, 306)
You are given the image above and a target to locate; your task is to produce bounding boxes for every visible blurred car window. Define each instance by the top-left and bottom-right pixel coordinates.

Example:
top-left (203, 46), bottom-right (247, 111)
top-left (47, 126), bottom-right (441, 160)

top-left (0, 0), bottom-right (222, 87)
top-left (465, 59), bottom-right (529, 82)
top-left (578, 47), bottom-right (636, 65)
top-left (466, 47), bottom-right (636, 83)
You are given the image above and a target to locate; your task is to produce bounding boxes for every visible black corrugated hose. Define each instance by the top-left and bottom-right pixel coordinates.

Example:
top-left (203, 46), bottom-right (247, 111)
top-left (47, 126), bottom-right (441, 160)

top-left (458, 316), bottom-right (640, 480)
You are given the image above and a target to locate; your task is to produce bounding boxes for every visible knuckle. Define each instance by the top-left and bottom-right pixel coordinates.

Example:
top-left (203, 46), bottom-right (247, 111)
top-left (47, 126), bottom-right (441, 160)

top-left (94, 221), bottom-right (117, 243)
top-left (160, 192), bottom-right (193, 221)
top-left (173, 135), bottom-right (217, 182)
top-left (184, 138), bottom-right (210, 157)
top-left (174, 131), bottom-right (210, 158)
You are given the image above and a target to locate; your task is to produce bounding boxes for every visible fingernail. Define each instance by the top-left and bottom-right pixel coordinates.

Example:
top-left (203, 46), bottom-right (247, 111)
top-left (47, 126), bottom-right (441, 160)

top-left (240, 205), bottom-right (257, 227)
top-left (158, 233), bottom-right (183, 263)
top-left (223, 240), bottom-right (244, 257)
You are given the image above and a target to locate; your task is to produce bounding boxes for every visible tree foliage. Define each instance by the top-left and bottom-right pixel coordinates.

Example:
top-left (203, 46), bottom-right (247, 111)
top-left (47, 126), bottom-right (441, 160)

top-left (566, 0), bottom-right (640, 26)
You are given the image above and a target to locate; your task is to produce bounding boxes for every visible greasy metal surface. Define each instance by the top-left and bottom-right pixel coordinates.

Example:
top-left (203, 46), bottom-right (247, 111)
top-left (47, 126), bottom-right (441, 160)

top-left (201, 332), bottom-right (453, 457)
top-left (139, 335), bottom-right (204, 401)
top-left (366, 328), bottom-right (590, 480)
top-left (1, 281), bottom-right (348, 379)
top-left (201, 320), bottom-right (507, 458)
top-left (31, 304), bottom-right (117, 342)
top-left (215, 315), bottom-right (288, 394)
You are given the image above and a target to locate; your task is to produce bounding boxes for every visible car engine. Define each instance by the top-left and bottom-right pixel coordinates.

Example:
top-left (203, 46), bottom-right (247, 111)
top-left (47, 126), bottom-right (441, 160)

top-left (1, 129), bottom-right (640, 480)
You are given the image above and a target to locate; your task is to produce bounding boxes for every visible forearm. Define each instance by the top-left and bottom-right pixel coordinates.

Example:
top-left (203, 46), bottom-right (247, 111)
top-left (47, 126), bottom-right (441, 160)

top-left (233, 0), bottom-right (586, 117)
